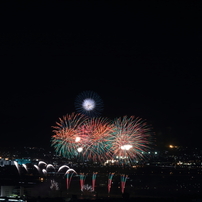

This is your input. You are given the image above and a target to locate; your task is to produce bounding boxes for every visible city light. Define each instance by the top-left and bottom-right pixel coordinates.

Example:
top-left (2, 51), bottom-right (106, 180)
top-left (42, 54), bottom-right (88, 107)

top-left (169, 145), bottom-right (179, 149)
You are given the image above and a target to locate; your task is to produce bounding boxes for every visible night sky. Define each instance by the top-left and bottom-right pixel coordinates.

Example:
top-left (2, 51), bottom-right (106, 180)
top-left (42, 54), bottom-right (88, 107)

top-left (0, 1), bottom-right (201, 149)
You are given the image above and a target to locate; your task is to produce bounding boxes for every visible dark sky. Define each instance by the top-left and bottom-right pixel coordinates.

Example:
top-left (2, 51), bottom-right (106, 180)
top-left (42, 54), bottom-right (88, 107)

top-left (0, 1), bottom-right (201, 149)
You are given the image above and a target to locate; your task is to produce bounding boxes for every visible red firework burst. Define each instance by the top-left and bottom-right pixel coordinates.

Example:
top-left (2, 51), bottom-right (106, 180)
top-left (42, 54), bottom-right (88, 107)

top-left (51, 113), bottom-right (88, 158)
top-left (76, 117), bottom-right (114, 162)
top-left (110, 116), bottom-right (152, 163)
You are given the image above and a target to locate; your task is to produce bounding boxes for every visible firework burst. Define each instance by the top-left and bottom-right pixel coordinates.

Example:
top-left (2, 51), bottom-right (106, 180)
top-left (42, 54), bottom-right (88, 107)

top-left (51, 112), bottom-right (88, 159)
top-left (51, 113), bottom-right (153, 164)
top-left (75, 91), bottom-right (103, 117)
top-left (76, 117), bottom-right (114, 162)
top-left (109, 116), bottom-right (152, 163)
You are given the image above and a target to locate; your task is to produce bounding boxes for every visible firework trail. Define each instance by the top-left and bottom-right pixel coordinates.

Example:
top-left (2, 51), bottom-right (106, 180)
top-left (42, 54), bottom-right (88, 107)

top-left (65, 169), bottom-right (77, 190)
top-left (46, 164), bottom-right (55, 173)
top-left (38, 161), bottom-right (47, 167)
top-left (34, 165), bottom-right (40, 173)
top-left (22, 164), bottom-right (29, 173)
top-left (50, 179), bottom-right (59, 190)
top-left (14, 161), bottom-right (20, 175)
top-left (80, 173), bottom-right (87, 191)
top-left (57, 165), bottom-right (70, 173)
top-left (51, 113), bottom-right (88, 159)
top-left (42, 169), bottom-right (47, 176)
top-left (108, 173), bottom-right (115, 194)
top-left (82, 184), bottom-right (94, 192)
top-left (110, 116), bottom-right (152, 163)
top-left (92, 172), bottom-right (98, 191)
top-left (66, 172), bottom-right (71, 190)
top-left (120, 174), bottom-right (128, 193)
top-left (75, 91), bottom-right (103, 117)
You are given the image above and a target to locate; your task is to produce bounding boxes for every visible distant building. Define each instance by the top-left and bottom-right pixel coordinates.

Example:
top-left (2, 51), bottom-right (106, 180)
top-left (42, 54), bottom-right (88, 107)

top-left (0, 159), bottom-right (14, 167)
top-left (15, 159), bottom-right (31, 165)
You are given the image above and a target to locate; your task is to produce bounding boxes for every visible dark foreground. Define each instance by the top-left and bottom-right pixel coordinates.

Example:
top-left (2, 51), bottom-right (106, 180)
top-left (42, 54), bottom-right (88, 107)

top-left (26, 193), bottom-right (202, 202)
